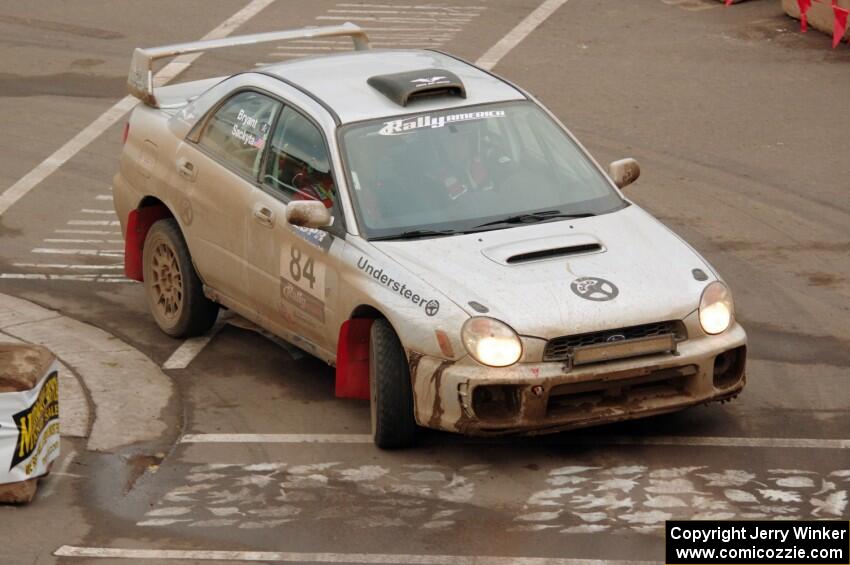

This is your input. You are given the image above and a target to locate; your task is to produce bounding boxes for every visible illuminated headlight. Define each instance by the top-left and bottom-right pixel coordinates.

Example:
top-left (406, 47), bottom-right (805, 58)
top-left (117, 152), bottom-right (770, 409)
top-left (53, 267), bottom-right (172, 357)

top-left (699, 281), bottom-right (734, 335)
top-left (461, 317), bottom-right (522, 367)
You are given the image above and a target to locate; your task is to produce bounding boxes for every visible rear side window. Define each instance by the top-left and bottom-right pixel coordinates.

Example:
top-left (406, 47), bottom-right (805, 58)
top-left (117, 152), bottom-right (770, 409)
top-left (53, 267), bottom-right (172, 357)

top-left (262, 107), bottom-right (337, 208)
top-left (198, 91), bottom-right (280, 178)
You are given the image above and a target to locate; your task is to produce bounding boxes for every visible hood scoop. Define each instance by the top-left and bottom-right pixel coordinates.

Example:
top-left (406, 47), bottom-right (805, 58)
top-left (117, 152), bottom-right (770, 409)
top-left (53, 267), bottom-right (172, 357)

top-left (367, 69), bottom-right (466, 107)
top-left (482, 234), bottom-right (604, 266)
top-left (507, 243), bottom-right (602, 264)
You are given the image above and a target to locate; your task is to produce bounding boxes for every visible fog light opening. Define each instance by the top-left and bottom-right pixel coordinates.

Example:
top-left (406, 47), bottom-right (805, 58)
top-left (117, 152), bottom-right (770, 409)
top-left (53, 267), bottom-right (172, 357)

top-left (713, 346), bottom-right (746, 389)
top-left (472, 385), bottom-right (521, 420)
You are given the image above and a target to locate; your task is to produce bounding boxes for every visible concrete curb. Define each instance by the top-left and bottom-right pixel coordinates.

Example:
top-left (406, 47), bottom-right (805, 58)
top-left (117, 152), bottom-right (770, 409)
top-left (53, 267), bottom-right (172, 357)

top-left (0, 330), bottom-right (89, 439)
top-left (0, 293), bottom-right (173, 452)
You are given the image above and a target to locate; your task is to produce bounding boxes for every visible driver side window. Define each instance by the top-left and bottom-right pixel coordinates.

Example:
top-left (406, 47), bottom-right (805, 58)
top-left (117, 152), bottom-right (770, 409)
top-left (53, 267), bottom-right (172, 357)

top-left (198, 91), bottom-right (279, 178)
top-left (262, 107), bottom-right (337, 208)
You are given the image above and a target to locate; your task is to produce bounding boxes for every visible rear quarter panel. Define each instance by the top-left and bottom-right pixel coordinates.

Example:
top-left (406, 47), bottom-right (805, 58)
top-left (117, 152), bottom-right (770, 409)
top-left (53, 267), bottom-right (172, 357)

top-left (114, 105), bottom-right (183, 231)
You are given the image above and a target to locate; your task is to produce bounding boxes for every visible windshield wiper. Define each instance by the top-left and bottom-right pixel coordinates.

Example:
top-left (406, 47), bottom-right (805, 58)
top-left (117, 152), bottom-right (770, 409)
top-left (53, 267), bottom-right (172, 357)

top-left (472, 210), bottom-right (596, 229)
top-left (370, 229), bottom-right (458, 241)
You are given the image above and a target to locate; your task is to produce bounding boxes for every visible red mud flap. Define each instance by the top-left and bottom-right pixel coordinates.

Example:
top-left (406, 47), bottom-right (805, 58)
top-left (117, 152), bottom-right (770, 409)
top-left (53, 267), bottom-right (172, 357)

top-left (124, 206), bottom-right (170, 281)
top-left (335, 319), bottom-right (374, 400)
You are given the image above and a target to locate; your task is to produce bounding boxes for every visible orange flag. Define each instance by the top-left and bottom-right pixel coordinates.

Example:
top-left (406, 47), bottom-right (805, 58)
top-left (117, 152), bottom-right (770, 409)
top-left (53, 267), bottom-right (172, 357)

top-left (833, 4), bottom-right (849, 47)
top-left (798, 0), bottom-right (813, 31)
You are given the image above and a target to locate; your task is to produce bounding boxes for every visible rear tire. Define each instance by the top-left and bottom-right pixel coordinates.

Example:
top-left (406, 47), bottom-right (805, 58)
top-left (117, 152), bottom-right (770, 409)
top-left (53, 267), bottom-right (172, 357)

top-left (142, 218), bottom-right (218, 338)
top-left (369, 319), bottom-right (417, 449)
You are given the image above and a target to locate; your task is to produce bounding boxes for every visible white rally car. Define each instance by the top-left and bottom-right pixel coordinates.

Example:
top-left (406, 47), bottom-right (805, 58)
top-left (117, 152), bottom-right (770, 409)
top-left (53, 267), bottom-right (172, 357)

top-left (113, 24), bottom-right (746, 448)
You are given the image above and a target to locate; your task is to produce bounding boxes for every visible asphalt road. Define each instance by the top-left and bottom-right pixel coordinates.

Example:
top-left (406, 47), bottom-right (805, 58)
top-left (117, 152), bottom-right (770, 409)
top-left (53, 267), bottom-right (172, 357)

top-left (0, 0), bottom-right (848, 563)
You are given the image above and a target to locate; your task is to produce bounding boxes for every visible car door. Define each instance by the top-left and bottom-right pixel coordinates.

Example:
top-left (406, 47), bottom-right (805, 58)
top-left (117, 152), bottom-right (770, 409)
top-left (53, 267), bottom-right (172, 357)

top-left (244, 105), bottom-right (344, 356)
top-left (173, 90), bottom-right (281, 311)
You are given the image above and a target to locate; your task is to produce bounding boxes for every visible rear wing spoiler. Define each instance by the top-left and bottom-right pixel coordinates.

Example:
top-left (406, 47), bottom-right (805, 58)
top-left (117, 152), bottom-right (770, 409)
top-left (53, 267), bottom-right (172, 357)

top-left (127, 22), bottom-right (370, 107)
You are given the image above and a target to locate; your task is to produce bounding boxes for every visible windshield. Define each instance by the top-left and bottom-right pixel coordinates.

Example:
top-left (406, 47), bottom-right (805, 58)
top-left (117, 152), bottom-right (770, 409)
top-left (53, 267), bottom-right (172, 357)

top-left (340, 101), bottom-right (626, 239)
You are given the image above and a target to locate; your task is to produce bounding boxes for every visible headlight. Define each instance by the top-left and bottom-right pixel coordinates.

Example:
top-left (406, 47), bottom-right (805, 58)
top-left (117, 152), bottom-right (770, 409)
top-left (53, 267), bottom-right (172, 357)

top-left (461, 317), bottom-right (522, 367)
top-left (699, 281), bottom-right (734, 335)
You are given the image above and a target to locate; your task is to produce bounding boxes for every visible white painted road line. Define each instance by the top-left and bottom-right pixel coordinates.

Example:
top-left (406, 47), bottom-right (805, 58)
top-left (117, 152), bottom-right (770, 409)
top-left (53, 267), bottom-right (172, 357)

top-left (317, 16), bottom-right (472, 23)
top-left (12, 262), bottom-right (124, 270)
top-left (54, 229), bottom-right (120, 235)
top-left (476, 0), bottom-right (569, 70)
top-left (44, 238), bottom-right (124, 244)
top-left (33, 248), bottom-right (123, 255)
top-left (80, 208), bottom-right (116, 214)
top-left (55, 546), bottom-right (651, 564)
top-left (182, 433), bottom-right (373, 444)
top-left (38, 449), bottom-right (77, 499)
top-left (0, 96), bottom-right (139, 217)
top-left (163, 324), bottom-right (224, 369)
top-left (0, 0), bottom-right (276, 217)
top-left (328, 9), bottom-right (478, 17)
top-left (336, 3), bottom-right (486, 10)
top-left (584, 435), bottom-right (850, 449)
top-left (67, 220), bottom-right (120, 226)
top-left (180, 433), bottom-right (850, 449)
top-left (0, 274), bottom-right (132, 283)
top-left (360, 26), bottom-right (463, 31)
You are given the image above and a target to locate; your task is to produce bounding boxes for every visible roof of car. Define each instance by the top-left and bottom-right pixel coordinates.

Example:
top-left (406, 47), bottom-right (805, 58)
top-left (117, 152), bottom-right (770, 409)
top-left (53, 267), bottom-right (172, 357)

top-left (260, 49), bottom-right (526, 125)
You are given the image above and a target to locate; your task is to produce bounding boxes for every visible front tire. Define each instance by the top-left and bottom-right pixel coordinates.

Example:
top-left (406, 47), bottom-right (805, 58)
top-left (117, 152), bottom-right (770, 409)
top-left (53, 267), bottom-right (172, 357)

top-left (142, 218), bottom-right (218, 338)
top-left (369, 319), bottom-right (417, 449)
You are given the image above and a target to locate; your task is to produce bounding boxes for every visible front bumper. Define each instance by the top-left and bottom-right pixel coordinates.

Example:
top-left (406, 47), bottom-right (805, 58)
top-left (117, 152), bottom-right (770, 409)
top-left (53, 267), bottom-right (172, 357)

top-left (409, 322), bottom-right (747, 435)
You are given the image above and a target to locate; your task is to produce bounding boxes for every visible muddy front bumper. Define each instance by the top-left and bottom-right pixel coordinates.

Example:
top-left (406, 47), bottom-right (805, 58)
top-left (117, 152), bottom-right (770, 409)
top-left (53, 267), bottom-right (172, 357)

top-left (409, 322), bottom-right (747, 435)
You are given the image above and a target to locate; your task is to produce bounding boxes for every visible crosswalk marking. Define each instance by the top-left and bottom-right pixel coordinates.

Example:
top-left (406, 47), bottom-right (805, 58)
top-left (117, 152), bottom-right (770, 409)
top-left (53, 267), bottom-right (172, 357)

top-left (12, 262), bottom-right (124, 270)
top-left (32, 248), bottom-right (123, 256)
top-left (55, 229), bottom-right (120, 235)
top-left (67, 219), bottom-right (120, 226)
top-left (80, 208), bottom-right (117, 215)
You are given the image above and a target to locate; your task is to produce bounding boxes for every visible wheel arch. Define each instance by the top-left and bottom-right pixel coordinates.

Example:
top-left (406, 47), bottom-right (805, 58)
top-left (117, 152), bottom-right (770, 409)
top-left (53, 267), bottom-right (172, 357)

top-left (124, 196), bottom-right (175, 281)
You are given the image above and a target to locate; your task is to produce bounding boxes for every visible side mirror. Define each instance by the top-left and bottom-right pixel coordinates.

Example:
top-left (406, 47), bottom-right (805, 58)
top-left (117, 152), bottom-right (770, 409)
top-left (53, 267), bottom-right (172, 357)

top-left (609, 158), bottom-right (641, 189)
top-left (285, 200), bottom-right (332, 229)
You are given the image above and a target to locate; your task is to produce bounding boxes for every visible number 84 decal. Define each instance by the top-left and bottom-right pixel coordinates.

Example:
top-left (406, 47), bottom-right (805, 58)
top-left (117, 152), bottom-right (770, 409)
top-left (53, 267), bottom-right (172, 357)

top-left (281, 244), bottom-right (325, 300)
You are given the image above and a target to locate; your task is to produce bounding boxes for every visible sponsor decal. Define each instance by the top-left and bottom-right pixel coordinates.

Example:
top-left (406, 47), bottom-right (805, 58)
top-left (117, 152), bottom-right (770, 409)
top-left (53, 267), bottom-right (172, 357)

top-left (357, 257), bottom-right (440, 317)
top-left (291, 226), bottom-right (333, 252)
top-left (379, 110), bottom-right (506, 136)
top-left (10, 371), bottom-right (59, 471)
top-left (280, 278), bottom-right (325, 323)
top-left (279, 243), bottom-right (326, 325)
top-left (570, 277), bottom-right (619, 302)
top-left (0, 365), bottom-right (60, 484)
top-left (424, 300), bottom-right (440, 316)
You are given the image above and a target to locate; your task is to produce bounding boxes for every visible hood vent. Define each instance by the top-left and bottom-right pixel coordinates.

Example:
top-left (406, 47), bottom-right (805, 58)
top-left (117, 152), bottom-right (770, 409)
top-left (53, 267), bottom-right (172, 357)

top-left (367, 68), bottom-right (466, 106)
top-left (506, 243), bottom-right (602, 265)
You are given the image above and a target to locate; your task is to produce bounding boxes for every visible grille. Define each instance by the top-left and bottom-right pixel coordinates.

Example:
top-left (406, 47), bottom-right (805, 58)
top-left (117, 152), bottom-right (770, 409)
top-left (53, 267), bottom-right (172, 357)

top-left (543, 321), bottom-right (686, 362)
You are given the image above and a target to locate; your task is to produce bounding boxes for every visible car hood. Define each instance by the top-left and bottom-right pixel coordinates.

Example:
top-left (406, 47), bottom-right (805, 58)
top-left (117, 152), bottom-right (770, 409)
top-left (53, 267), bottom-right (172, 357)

top-left (370, 205), bottom-right (714, 339)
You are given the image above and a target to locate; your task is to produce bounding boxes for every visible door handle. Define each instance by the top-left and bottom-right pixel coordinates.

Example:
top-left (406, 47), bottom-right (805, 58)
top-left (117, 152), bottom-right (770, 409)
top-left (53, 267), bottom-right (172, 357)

top-left (177, 157), bottom-right (197, 181)
top-left (253, 205), bottom-right (274, 227)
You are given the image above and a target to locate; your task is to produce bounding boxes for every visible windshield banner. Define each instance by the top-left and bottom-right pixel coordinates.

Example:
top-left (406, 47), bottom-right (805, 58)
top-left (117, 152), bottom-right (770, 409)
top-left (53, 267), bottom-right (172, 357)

top-left (0, 363), bottom-right (60, 485)
top-left (379, 109), bottom-right (506, 136)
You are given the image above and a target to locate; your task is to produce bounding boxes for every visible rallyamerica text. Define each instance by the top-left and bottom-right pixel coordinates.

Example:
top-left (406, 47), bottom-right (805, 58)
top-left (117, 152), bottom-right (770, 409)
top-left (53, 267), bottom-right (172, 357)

top-left (670, 525), bottom-right (847, 544)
